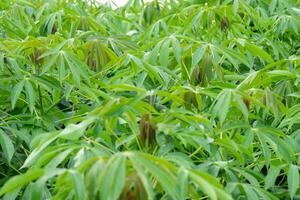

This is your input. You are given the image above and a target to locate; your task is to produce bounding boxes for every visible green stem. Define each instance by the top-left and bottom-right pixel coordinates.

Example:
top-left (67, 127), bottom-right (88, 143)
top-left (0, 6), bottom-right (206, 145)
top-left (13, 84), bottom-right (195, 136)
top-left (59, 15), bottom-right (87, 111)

top-left (38, 85), bottom-right (44, 115)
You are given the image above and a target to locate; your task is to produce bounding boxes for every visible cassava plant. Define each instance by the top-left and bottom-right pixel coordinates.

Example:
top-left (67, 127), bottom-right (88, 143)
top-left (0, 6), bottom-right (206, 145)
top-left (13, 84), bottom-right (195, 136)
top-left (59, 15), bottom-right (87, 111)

top-left (0, 0), bottom-right (300, 199)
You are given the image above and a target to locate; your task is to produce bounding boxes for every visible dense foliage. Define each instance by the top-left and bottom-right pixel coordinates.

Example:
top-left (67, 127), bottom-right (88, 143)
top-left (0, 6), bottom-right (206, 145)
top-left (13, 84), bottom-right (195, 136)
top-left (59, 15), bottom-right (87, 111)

top-left (0, 0), bottom-right (300, 199)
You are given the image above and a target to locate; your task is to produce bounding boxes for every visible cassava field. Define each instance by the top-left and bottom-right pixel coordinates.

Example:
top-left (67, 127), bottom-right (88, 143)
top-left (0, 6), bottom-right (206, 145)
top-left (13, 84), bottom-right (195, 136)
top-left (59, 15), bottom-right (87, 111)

top-left (0, 0), bottom-right (300, 199)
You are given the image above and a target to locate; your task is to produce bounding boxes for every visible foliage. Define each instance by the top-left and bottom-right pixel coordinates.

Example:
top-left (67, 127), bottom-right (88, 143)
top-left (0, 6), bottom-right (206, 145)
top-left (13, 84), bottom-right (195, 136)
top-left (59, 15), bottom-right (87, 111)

top-left (0, 0), bottom-right (300, 199)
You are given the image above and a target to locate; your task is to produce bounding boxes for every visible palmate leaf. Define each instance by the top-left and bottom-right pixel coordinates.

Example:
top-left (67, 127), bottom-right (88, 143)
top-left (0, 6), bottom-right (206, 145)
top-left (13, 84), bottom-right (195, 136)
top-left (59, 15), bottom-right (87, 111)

top-left (83, 38), bottom-right (118, 71)
top-left (252, 127), bottom-right (295, 163)
top-left (0, 0), bottom-right (299, 199)
top-left (129, 152), bottom-right (178, 199)
top-left (8, 149), bottom-right (233, 199)
top-left (63, 51), bottom-right (90, 85)
top-left (40, 43), bottom-right (90, 85)
top-left (40, 11), bottom-right (62, 35)
top-left (0, 8), bottom-right (34, 39)
top-left (211, 89), bottom-right (250, 124)
top-left (128, 152), bottom-right (232, 200)
top-left (127, 156), bottom-right (155, 199)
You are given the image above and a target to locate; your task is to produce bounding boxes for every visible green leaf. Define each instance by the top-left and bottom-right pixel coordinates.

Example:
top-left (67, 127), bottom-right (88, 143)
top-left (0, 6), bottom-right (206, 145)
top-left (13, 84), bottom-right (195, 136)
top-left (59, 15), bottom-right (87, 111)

top-left (130, 152), bottom-right (177, 199)
top-left (70, 170), bottom-right (85, 200)
top-left (287, 92), bottom-right (300, 98)
top-left (24, 80), bottom-right (35, 113)
top-left (265, 165), bottom-right (281, 190)
top-left (242, 185), bottom-right (259, 200)
top-left (11, 80), bottom-right (25, 109)
top-left (100, 154), bottom-right (126, 200)
top-left (0, 169), bottom-right (44, 196)
top-left (0, 129), bottom-right (14, 163)
top-left (63, 51), bottom-right (89, 85)
top-left (159, 39), bottom-right (170, 67)
top-left (32, 75), bottom-right (62, 91)
top-left (149, 42), bottom-right (161, 65)
top-left (288, 165), bottom-right (299, 199)
top-left (176, 168), bottom-right (188, 200)
top-left (233, 93), bottom-right (248, 120)
top-left (192, 46), bottom-right (206, 68)
top-left (212, 90), bottom-right (232, 124)
top-left (245, 43), bottom-right (274, 63)
top-left (2, 187), bottom-right (21, 200)
top-left (59, 117), bottom-right (95, 140)
top-left (171, 36), bottom-right (181, 63)
top-left (217, 46), bottom-right (250, 69)
top-left (129, 155), bottom-right (155, 199)
top-left (0, 1), bottom-right (299, 199)
top-left (57, 53), bottom-right (66, 83)
top-left (233, 0), bottom-right (239, 14)
top-left (22, 132), bottom-right (60, 169)
top-left (189, 169), bottom-right (232, 200)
